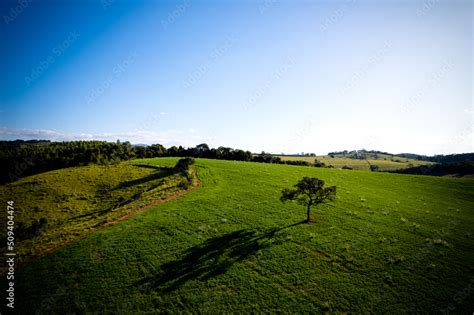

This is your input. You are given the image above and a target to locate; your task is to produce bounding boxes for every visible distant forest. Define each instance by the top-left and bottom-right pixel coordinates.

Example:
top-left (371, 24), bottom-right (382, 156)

top-left (397, 152), bottom-right (474, 164)
top-left (0, 140), bottom-right (284, 184)
top-left (390, 161), bottom-right (474, 177)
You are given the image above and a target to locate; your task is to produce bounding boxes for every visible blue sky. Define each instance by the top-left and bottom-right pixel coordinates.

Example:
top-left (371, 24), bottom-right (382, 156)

top-left (0, 0), bottom-right (472, 155)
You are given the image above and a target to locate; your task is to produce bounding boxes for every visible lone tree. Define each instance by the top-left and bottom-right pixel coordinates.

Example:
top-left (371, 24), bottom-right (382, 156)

top-left (280, 177), bottom-right (336, 223)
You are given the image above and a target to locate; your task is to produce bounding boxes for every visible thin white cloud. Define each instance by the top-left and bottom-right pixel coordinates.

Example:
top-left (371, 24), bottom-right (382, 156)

top-left (0, 127), bottom-right (204, 147)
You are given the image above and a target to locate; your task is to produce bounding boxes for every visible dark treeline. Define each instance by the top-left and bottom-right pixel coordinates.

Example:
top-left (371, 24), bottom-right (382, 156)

top-left (0, 140), bottom-right (136, 184)
top-left (0, 140), bottom-right (320, 184)
top-left (397, 153), bottom-right (474, 164)
top-left (390, 161), bottom-right (474, 177)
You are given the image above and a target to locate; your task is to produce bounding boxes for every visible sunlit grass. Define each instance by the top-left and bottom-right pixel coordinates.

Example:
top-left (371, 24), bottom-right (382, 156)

top-left (0, 161), bottom-right (185, 266)
top-left (278, 154), bottom-right (433, 170)
top-left (7, 158), bottom-right (474, 313)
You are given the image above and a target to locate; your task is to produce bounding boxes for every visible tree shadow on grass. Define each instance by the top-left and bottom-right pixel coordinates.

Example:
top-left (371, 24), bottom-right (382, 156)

top-left (112, 165), bottom-right (174, 190)
top-left (68, 165), bottom-right (174, 222)
top-left (132, 164), bottom-right (168, 171)
top-left (134, 221), bottom-right (304, 293)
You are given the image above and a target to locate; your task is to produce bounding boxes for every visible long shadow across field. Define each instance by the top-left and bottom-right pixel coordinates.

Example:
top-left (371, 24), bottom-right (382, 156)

top-left (134, 221), bottom-right (304, 293)
top-left (112, 165), bottom-right (174, 190)
top-left (68, 165), bottom-right (175, 221)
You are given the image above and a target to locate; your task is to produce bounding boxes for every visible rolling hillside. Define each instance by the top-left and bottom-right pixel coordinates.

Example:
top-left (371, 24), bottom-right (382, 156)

top-left (278, 154), bottom-right (432, 171)
top-left (3, 158), bottom-right (474, 313)
top-left (0, 161), bottom-right (193, 269)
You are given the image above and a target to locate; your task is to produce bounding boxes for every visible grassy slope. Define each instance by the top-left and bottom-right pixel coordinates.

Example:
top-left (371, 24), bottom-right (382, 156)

top-left (8, 158), bottom-right (474, 313)
top-left (0, 162), bottom-right (187, 268)
top-left (278, 155), bottom-right (432, 171)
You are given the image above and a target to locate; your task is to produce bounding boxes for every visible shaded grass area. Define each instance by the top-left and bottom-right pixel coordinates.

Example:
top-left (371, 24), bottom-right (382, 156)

top-left (6, 158), bottom-right (474, 313)
top-left (135, 221), bottom-right (304, 294)
top-left (0, 161), bottom-right (186, 268)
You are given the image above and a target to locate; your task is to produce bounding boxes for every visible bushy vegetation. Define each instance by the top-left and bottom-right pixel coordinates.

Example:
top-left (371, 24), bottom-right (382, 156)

top-left (174, 157), bottom-right (195, 173)
top-left (282, 159), bottom-right (311, 166)
top-left (391, 161), bottom-right (474, 177)
top-left (398, 152), bottom-right (474, 164)
top-left (16, 218), bottom-right (49, 241)
top-left (314, 159), bottom-right (326, 168)
top-left (370, 164), bottom-right (380, 172)
top-left (174, 157), bottom-right (196, 182)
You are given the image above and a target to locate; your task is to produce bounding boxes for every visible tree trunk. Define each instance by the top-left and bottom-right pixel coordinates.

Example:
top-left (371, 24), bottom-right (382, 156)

top-left (306, 204), bottom-right (311, 223)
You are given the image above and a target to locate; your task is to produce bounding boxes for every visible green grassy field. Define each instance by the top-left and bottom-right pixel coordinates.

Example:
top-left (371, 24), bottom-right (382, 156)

top-left (0, 162), bottom-right (190, 269)
top-left (4, 158), bottom-right (474, 313)
top-left (278, 155), bottom-right (432, 171)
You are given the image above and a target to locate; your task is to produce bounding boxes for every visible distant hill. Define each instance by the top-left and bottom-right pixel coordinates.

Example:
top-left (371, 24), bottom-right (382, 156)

top-left (327, 149), bottom-right (408, 161)
top-left (277, 152), bottom-right (431, 171)
top-left (327, 149), bottom-right (474, 163)
top-left (320, 150), bottom-right (474, 176)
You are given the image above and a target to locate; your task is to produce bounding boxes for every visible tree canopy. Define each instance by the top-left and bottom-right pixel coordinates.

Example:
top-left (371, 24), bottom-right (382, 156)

top-left (281, 177), bottom-right (336, 223)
